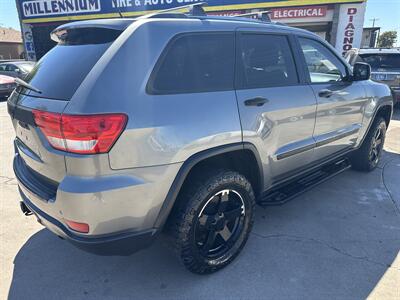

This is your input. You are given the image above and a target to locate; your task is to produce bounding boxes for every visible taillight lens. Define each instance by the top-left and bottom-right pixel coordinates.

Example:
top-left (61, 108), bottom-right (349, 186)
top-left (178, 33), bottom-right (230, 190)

top-left (32, 110), bottom-right (127, 154)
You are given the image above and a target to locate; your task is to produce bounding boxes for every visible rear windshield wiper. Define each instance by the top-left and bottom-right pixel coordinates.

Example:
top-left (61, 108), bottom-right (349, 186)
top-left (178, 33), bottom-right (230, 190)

top-left (15, 77), bottom-right (42, 94)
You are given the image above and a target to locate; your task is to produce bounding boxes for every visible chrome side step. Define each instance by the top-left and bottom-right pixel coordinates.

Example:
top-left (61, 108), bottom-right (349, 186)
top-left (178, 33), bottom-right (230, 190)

top-left (259, 158), bottom-right (351, 206)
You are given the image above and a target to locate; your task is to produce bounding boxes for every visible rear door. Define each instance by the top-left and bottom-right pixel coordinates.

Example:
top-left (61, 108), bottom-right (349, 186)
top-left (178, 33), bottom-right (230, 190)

top-left (235, 29), bottom-right (317, 187)
top-left (296, 36), bottom-right (367, 161)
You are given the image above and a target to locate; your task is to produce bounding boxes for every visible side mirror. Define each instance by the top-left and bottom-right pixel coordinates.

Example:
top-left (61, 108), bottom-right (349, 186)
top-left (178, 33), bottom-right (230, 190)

top-left (352, 62), bottom-right (371, 81)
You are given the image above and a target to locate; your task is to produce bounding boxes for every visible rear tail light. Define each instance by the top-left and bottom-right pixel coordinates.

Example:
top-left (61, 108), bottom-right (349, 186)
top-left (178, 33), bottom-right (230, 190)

top-left (32, 110), bottom-right (127, 154)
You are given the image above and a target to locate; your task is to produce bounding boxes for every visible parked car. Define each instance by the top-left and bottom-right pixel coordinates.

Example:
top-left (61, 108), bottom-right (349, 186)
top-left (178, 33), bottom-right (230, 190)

top-left (0, 61), bottom-right (35, 79)
top-left (0, 75), bottom-right (16, 100)
top-left (345, 48), bottom-right (400, 105)
top-left (8, 5), bottom-right (393, 274)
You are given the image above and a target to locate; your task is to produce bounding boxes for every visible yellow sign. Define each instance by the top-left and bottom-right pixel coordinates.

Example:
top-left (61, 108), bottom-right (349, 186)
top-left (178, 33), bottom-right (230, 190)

top-left (18, 0), bottom-right (366, 24)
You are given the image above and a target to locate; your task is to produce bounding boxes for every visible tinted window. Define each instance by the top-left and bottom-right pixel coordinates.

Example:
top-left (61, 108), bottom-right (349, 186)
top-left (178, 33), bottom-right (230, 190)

top-left (299, 38), bottom-right (347, 83)
top-left (19, 28), bottom-right (122, 100)
top-left (21, 43), bottom-right (111, 100)
top-left (148, 33), bottom-right (234, 94)
top-left (358, 53), bottom-right (400, 69)
top-left (6, 64), bottom-right (18, 71)
top-left (237, 34), bottom-right (298, 89)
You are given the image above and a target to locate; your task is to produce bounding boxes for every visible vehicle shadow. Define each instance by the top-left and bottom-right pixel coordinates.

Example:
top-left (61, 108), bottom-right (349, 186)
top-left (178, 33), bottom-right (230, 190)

top-left (392, 104), bottom-right (400, 120)
top-left (7, 150), bottom-right (400, 300)
top-left (8, 157), bottom-right (400, 300)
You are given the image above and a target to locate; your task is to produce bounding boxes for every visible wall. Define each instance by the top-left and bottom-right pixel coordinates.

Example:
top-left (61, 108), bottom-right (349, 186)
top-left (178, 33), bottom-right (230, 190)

top-left (0, 42), bottom-right (24, 60)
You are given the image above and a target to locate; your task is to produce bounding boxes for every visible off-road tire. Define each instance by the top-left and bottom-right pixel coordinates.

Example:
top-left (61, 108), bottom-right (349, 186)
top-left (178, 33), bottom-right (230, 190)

top-left (170, 170), bottom-right (255, 274)
top-left (351, 117), bottom-right (387, 172)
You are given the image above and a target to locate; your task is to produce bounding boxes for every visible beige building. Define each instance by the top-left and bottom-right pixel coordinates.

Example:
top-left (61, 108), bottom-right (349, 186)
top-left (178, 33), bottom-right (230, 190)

top-left (0, 27), bottom-right (24, 60)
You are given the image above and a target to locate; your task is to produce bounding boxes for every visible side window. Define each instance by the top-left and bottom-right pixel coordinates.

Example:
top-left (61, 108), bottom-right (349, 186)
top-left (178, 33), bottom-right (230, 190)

top-left (148, 33), bottom-right (234, 94)
top-left (6, 64), bottom-right (18, 72)
top-left (299, 38), bottom-right (347, 83)
top-left (0, 65), bottom-right (6, 71)
top-left (237, 34), bottom-right (298, 89)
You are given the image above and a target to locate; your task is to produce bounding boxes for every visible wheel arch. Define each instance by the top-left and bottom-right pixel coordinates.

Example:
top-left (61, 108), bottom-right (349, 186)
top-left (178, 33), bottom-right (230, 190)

top-left (154, 142), bottom-right (263, 229)
top-left (375, 104), bottom-right (393, 127)
top-left (358, 103), bottom-right (393, 147)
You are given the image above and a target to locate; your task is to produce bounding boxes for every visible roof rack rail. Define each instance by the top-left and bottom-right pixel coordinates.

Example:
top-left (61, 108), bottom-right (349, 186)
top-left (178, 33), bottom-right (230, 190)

top-left (235, 11), bottom-right (272, 22)
top-left (138, 2), bottom-right (207, 19)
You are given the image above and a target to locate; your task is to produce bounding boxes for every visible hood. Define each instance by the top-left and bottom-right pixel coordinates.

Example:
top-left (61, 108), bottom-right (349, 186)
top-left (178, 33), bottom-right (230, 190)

top-left (371, 68), bottom-right (400, 74)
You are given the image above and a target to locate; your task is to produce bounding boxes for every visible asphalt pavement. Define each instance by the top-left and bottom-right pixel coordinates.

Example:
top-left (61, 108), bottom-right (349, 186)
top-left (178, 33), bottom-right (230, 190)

top-left (1, 102), bottom-right (399, 300)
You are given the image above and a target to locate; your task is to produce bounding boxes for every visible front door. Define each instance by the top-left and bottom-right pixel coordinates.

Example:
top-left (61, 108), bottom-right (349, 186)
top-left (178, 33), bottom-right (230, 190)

top-left (297, 37), bottom-right (367, 161)
top-left (235, 30), bottom-right (317, 187)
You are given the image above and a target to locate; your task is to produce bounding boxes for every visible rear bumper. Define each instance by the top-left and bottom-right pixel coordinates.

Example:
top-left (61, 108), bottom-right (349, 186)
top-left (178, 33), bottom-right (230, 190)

top-left (13, 152), bottom-right (181, 255)
top-left (19, 188), bottom-right (157, 255)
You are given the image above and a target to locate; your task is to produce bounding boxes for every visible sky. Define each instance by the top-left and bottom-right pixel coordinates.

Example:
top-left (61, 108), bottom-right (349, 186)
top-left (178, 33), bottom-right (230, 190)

top-left (0, 0), bottom-right (399, 36)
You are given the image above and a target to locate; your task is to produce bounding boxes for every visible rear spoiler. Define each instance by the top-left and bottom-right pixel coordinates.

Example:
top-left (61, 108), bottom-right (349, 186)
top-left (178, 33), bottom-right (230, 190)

top-left (51, 19), bottom-right (135, 43)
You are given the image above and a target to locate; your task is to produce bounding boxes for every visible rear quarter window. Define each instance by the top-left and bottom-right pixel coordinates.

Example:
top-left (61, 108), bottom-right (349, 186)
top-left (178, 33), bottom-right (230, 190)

top-left (147, 33), bottom-right (235, 95)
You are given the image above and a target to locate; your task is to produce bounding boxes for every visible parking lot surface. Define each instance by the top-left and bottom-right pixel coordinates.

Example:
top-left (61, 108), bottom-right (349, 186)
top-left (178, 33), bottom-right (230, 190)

top-left (1, 102), bottom-right (399, 300)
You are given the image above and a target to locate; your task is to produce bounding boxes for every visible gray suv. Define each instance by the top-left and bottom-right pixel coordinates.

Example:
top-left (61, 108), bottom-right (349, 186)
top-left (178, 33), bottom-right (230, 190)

top-left (8, 5), bottom-right (393, 274)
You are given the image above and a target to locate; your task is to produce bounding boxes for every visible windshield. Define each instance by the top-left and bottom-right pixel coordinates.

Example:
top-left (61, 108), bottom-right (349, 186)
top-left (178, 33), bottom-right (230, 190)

top-left (16, 63), bottom-right (34, 73)
top-left (359, 53), bottom-right (400, 70)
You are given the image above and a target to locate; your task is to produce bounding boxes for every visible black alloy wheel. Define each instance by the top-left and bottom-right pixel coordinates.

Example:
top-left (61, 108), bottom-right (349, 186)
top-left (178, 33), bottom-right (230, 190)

top-left (171, 170), bottom-right (255, 274)
top-left (369, 124), bottom-right (384, 165)
top-left (194, 189), bottom-right (246, 258)
top-left (351, 117), bottom-right (387, 172)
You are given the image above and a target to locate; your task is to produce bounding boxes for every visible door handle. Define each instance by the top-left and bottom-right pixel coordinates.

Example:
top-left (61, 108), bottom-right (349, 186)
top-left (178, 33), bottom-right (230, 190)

top-left (318, 89), bottom-right (333, 98)
top-left (244, 97), bottom-right (268, 107)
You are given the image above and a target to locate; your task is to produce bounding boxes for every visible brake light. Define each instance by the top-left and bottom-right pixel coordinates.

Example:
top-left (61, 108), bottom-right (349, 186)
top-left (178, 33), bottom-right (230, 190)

top-left (32, 110), bottom-right (127, 154)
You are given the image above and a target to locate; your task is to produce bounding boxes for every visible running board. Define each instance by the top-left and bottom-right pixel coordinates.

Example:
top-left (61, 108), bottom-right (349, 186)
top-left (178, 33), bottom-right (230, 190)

top-left (259, 158), bottom-right (351, 206)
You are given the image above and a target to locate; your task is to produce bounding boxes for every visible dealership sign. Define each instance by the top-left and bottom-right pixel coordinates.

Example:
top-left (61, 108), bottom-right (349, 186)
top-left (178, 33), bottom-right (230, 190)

top-left (16, 0), bottom-right (365, 23)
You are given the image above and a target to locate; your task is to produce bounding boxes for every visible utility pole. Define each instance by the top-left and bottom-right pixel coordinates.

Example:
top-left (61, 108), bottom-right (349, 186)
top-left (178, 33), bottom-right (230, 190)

top-left (369, 18), bottom-right (380, 48)
top-left (370, 18), bottom-right (379, 28)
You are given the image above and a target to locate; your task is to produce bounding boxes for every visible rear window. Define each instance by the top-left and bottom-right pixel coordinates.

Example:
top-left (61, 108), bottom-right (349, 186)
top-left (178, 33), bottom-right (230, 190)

top-left (147, 33), bottom-right (235, 94)
top-left (358, 53), bottom-right (400, 69)
top-left (20, 28), bottom-right (121, 100)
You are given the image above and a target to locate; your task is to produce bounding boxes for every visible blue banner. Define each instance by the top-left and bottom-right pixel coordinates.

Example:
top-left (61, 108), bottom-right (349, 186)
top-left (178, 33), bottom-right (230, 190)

top-left (16, 0), bottom-right (365, 23)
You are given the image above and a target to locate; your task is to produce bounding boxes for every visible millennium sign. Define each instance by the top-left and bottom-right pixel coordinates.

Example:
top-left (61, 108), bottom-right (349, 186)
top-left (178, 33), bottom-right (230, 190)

top-left (17, 0), bottom-right (366, 23)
